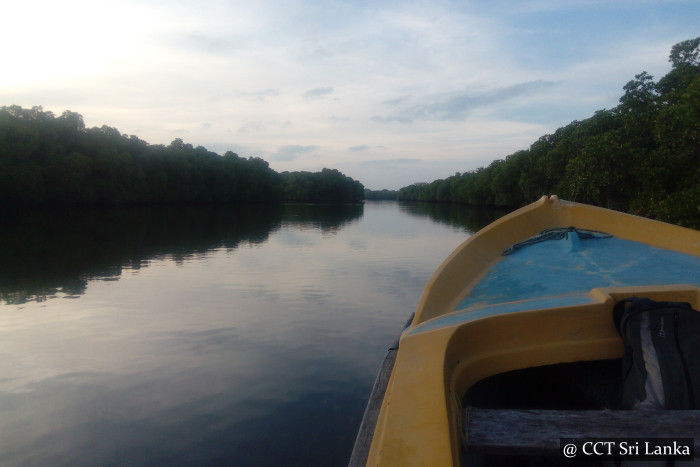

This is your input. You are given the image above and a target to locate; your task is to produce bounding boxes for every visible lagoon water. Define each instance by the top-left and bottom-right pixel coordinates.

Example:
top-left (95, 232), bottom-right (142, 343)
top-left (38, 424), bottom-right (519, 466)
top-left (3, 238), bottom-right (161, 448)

top-left (0, 202), bottom-right (498, 466)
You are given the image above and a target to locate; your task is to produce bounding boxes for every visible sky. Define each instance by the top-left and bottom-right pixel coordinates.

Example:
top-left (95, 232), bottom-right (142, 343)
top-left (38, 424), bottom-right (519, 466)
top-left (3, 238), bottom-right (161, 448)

top-left (3, 0), bottom-right (699, 190)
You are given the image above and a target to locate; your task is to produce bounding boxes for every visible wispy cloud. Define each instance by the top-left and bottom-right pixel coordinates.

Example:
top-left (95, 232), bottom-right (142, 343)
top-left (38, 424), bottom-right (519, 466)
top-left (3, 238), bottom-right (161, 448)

top-left (373, 80), bottom-right (559, 123)
top-left (381, 95), bottom-right (411, 107)
top-left (302, 87), bottom-right (334, 100)
top-left (359, 158), bottom-right (423, 166)
top-left (238, 89), bottom-right (280, 102)
top-left (238, 121), bottom-right (266, 133)
top-left (348, 145), bottom-right (369, 152)
top-left (183, 32), bottom-right (238, 54)
top-left (270, 145), bottom-right (319, 161)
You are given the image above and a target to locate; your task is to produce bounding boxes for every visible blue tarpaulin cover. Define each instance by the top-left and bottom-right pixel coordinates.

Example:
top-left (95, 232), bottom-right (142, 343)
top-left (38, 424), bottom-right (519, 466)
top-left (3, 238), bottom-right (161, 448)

top-left (409, 232), bottom-right (700, 335)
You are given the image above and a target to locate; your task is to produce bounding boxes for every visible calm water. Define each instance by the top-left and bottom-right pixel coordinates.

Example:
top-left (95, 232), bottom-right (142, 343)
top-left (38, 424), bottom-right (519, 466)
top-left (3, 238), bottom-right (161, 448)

top-left (0, 202), bottom-right (500, 466)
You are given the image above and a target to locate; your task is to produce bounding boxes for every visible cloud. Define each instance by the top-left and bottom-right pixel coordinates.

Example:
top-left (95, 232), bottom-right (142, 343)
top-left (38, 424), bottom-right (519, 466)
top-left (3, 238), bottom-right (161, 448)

top-left (238, 121), bottom-right (265, 133)
top-left (6, 0), bottom-right (696, 191)
top-left (238, 119), bottom-right (291, 134)
top-left (373, 80), bottom-right (559, 123)
top-left (238, 89), bottom-right (280, 102)
top-left (302, 87), bottom-right (334, 100)
top-left (381, 95), bottom-right (411, 106)
top-left (183, 32), bottom-right (237, 54)
top-left (359, 158), bottom-right (423, 167)
top-left (269, 145), bottom-right (319, 162)
top-left (348, 145), bottom-right (369, 152)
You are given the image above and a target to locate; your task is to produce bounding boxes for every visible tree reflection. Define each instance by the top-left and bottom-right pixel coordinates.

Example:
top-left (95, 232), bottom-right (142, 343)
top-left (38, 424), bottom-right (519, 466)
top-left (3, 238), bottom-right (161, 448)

top-left (397, 201), bottom-right (506, 233)
top-left (0, 204), bottom-right (363, 304)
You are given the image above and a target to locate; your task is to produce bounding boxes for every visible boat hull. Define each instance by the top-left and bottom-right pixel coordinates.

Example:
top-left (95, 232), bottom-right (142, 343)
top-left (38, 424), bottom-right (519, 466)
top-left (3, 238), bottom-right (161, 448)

top-left (357, 196), bottom-right (700, 466)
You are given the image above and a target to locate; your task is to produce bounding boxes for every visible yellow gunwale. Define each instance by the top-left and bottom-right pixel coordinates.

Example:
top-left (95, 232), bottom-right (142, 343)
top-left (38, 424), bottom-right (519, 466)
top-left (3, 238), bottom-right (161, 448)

top-left (365, 196), bottom-right (700, 466)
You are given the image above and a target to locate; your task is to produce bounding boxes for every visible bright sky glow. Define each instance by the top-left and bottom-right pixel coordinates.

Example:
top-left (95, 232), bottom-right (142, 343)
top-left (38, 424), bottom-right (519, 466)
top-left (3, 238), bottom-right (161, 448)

top-left (3, 0), bottom-right (698, 189)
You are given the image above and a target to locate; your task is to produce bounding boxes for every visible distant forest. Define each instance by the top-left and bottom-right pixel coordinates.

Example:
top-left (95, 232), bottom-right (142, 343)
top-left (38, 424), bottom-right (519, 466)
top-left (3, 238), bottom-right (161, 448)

top-left (0, 109), bottom-right (364, 206)
top-left (398, 38), bottom-right (700, 227)
top-left (364, 189), bottom-right (398, 200)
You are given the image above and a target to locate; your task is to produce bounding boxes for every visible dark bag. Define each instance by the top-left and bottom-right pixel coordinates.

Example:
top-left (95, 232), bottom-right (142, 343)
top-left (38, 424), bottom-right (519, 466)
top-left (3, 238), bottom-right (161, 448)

top-left (613, 297), bottom-right (700, 409)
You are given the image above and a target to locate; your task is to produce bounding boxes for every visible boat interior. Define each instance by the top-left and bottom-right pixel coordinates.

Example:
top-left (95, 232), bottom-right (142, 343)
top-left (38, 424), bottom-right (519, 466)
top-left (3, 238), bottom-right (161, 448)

top-left (461, 358), bottom-right (623, 466)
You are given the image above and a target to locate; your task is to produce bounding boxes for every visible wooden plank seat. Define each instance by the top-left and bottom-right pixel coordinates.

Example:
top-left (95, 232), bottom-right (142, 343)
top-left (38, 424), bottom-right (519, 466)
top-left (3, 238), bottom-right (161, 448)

top-left (463, 408), bottom-right (700, 456)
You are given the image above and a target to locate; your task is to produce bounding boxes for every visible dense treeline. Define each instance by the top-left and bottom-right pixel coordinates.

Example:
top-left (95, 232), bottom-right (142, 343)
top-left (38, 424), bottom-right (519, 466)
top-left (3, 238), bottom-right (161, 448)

top-left (281, 169), bottom-right (364, 203)
top-left (364, 189), bottom-right (398, 200)
top-left (0, 108), bottom-right (363, 205)
top-left (398, 38), bottom-right (700, 227)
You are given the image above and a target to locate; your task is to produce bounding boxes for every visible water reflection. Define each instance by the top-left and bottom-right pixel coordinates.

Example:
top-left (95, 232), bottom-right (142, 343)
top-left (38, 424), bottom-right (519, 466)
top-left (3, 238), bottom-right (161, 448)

top-left (0, 204), bottom-right (363, 304)
top-left (281, 204), bottom-right (363, 234)
top-left (0, 201), bottom-right (476, 466)
top-left (0, 325), bottom-right (368, 466)
top-left (398, 201), bottom-right (507, 233)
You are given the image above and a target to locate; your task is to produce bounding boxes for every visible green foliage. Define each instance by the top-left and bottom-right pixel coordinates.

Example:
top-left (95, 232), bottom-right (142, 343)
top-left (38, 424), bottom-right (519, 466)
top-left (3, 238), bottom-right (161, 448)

top-left (669, 38), bottom-right (700, 68)
top-left (280, 168), bottom-right (364, 203)
top-left (0, 108), bottom-right (363, 206)
top-left (398, 38), bottom-right (700, 228)
top-left (364, 189), bottom-right (398, 200)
